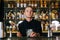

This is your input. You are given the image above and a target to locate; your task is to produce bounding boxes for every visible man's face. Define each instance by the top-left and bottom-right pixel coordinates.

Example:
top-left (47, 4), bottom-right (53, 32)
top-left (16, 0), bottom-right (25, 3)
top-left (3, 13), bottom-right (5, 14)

top-left (24, 7), bottom-right (33, 18)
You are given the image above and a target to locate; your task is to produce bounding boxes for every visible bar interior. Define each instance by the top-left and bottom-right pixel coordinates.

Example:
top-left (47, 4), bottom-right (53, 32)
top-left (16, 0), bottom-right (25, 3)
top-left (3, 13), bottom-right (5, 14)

top-left (0, 0), bottom-right (60, 40)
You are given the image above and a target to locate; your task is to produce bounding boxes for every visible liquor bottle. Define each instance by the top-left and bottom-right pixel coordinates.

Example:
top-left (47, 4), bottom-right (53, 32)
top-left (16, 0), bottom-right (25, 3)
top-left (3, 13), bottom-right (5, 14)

top-left (17, 2), bottom-right (19, 7)
top-left (44, 1), bottom-right (47, 8)
top-left (31, 1), bottom-right (34, 7)
top-left (20, 0), bottom-right (24, 8)
top-left (39, 14), bottom-right (42, 20)
top-left (17, 0), bottom-right (19, 7)
top-left (51, 2), bottom-right (54, 8)
top-left (9, 26), bottom-right (12, 37)
top-left (55, 10), bottom-right (58, 19)
top-left (40, 1), bottom-right (43, 8)
top-left (6, 13), bottom-right (7, 19)
top-left (17, 11), bottom-right (20, 19)
top-left (34, 1), bottom-right (36, 8)
top-left (24, 0), bottom-right (27, 8)
top-left (6, 26), bottom-right (9, 33)
top-left (34, 12), bottom-right (39, 20)
top-left (45, 11), bottom-right (49, 20)
top-left (20, 3), bottom-right (23, 8)
top-left (9, 10), bottom-right (15, 20)
top-left (55, 2), bottom-right (59, 8)
top-left (7, 11), bottom-right (11, 19)
top-left (48, 25), bottom-right (53, 37)
top-left (41, 11), bottom-right (46, 20)
top-left (8, 4), bottom-right (10, 8)
top-left (10, 3), bottom-right (12, 8)
top-left (28, 1), bottom-right (31, 6)
top-left (35, 3), bottom-right (37, 8)
top-left (41, 21), bottom-right (43, 31)
top-left (24, 2), bottom-right (26, 8)
top-left (45, 21), bottom-right (49, 31)
top-left (12, 25), bottom-right (16, 31)
top-left (41, 21), bottom-right (45, 31)
top-left (12, 4), bottom-right (14, 8)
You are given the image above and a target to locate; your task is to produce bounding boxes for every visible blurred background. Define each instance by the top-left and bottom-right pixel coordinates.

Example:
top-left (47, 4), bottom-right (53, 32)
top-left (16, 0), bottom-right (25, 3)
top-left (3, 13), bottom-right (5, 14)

top-left (1, 0), bottom-right (60, 37)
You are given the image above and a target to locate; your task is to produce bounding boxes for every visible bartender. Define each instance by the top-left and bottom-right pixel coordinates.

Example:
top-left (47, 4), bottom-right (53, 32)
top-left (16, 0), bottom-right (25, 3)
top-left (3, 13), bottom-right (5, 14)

top-left (17, 6), bottom-right (42, 37)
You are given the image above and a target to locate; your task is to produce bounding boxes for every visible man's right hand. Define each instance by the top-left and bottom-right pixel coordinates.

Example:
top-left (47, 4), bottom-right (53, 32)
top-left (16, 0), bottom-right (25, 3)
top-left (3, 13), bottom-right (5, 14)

top-left (30, 32), bottom-right (37, 37)
top-left (17, 32), bottom-right (22, 37)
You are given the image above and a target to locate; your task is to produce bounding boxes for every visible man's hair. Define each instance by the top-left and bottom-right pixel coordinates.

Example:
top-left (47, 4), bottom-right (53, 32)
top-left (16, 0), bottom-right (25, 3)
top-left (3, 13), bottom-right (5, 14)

top-left (24, 6), bottom-right (33, 11)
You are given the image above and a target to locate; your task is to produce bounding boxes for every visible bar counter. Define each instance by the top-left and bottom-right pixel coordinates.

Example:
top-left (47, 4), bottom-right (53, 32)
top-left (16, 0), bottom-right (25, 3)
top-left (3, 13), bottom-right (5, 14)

top-left (0, 36), bottom-right (60, 40)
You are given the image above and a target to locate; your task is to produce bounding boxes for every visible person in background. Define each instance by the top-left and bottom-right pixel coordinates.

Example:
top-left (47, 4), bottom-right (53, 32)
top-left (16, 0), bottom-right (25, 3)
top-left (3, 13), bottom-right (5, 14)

top-left (17, 6), bottom-right (42, 37)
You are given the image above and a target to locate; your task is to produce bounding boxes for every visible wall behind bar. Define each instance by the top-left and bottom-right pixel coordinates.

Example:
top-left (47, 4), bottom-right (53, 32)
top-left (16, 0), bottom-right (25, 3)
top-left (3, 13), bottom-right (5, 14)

top-left (0, 0), bottom-right (4, 22)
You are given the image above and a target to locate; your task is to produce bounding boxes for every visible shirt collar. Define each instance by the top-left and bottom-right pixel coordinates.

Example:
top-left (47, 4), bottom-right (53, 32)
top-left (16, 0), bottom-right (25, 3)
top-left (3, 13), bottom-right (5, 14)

top-left (24, 18), bottom-right (34, 23)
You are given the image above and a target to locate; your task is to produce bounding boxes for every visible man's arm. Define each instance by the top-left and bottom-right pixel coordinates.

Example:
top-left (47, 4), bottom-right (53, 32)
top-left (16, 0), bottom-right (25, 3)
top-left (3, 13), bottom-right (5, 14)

top-left (17, 24), bottom-right (22, 37)
top-left (17, 32), bottom-right (22, 37)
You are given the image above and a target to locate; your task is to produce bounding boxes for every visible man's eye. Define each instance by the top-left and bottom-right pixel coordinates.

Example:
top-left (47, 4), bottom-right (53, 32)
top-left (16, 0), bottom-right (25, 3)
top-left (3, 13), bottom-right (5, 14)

top-left (30, 10), bottom-right (33, 12)
top-left (26, 10), bottom-right (33, 12)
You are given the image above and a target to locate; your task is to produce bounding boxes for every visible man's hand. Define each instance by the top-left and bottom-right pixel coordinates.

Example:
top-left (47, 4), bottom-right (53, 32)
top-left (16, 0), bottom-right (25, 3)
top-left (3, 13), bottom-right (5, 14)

top-left (17, 32), bottom-right (22, 37)
top-left (30, 32), bottom-right (37, 37)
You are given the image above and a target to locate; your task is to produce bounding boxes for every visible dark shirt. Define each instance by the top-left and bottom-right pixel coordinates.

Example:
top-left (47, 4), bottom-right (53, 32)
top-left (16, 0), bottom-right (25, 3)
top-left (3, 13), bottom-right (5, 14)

top-left (18, 19), bottom-right (42, 36)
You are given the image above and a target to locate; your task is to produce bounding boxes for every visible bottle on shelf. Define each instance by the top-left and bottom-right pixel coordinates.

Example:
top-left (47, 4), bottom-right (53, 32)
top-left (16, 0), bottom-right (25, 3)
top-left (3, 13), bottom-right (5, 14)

top-left (17, 0), bottom-right (19, 7)
top-left (34, 3), bottom-right (37, 8)
top-left (24, 2), bottom-right (27, 8)
top-left (17, 10), bottom-right (24, 20)
top-left (48, 25), bottom-right (53, 37)
top-left (55, 2), bottom-right (59, 8)
top-left (41, 11), bottom-right (46, 20)
top-left (45, 11), bottom-right (49, 20)
top-left (6, 26), bottom-right (9, 33)
top-left (54, 10), bottom-right (58, 19)
top-left (20, 2), bottom-right (24, 8)
top-left (7, 11), bottom-right (11, 19)
top-left (17, 2), bottom-right (19, 7)
top-left (8, 10), bottom-right (16, 20)
top-left (24, 0), bottom-right (27, 8)
top-left (12, 25), bottom-right (16, 32)
top-left (35, 9), bottom-right (40, 20)
top-left (17, 11), bottom-right (20, 20)
top-left (45, 21), bottom-right (49, 31)
top-left (11, 4), bottom-right (13, 8)
top-left (21, 10), bottom-right (25, 20)
top-left (12, 14), bottom-right (15, 20)
top-left (34, 12), bottom-right (39, 20)
top-left (9, 26), bottom-right (12, 38)
top-left (41, 21), bottom-right (45, 31)
top-left (20, 0), bottom-right (24, 8)
top-left (40, 1), bottom-right (43, 8)
top-left (9, 1), bottom-right (12, 8)
top-left (8, 4), bottom-right (10, 8)
top-left (50, 10), bottom-right (58, 20)
top-left (39, 14), bottom-right (42, 20)
top-left (6, 12), bottom-right (7, 19)
top-left (51, 2), bottom-right (54, 8)
top-left (50, 10), bottom-right (55, 20)
top-left (44, 1), bottom-right (47, 8)
top-left (41, 21), bottom-right (44, 31)
top-left (31, 1), bottom-right (34, 7)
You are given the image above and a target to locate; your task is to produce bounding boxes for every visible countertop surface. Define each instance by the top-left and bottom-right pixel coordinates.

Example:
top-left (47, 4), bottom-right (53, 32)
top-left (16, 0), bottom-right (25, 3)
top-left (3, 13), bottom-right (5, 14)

top-left (0, 36), bottom-right (60, 40)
